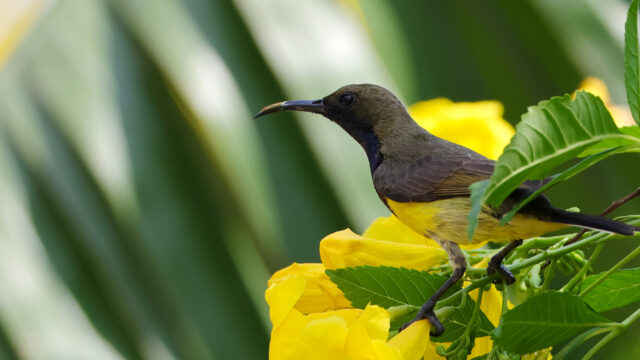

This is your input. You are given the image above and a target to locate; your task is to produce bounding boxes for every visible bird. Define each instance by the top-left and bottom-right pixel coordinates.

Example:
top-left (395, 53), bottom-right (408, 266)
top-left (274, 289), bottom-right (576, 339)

top-left (255, 84), bottom-right (639, 336)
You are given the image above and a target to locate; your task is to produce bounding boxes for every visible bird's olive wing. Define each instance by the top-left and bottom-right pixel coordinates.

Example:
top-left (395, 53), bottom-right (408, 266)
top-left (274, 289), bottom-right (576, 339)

top-left (374, 154), bottom-right (495, 203)
top-left (374, 154), bottom-right (553, 219)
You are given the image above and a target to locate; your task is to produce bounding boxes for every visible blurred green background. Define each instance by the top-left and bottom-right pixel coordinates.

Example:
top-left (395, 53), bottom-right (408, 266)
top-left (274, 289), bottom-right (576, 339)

top-left (0, 0), bottom-right (639, 359)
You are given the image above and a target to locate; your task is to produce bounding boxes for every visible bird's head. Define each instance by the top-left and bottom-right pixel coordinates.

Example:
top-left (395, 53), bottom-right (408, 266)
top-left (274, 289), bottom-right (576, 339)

top-left (255, 84), bottom-right (428, 170)
top-left (255, 83), bottom-right (407, 130)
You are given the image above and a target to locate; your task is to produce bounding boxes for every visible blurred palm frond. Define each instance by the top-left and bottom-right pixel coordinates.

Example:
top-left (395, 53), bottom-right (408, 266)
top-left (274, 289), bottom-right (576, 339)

top-left (0, 0), bottom-right (637, 359)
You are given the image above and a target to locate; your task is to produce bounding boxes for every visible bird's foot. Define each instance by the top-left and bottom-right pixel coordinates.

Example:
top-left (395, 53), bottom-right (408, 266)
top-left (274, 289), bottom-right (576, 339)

top-left (486, 261), bottom-right (516, 285)
top-left (399, 304), bottom-right (445, 337)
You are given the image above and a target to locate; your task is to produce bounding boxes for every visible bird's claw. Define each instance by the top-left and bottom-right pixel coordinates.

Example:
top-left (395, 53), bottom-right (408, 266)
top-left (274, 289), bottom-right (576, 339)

top-left (487, 262), bottom-right (516, 285)
top-left (399, 308), bottom-right (445, 337)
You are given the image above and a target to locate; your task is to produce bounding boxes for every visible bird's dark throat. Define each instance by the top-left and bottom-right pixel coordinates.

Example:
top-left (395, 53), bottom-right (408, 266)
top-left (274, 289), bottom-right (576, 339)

top-left (344, 125), bottom-right (383, 173)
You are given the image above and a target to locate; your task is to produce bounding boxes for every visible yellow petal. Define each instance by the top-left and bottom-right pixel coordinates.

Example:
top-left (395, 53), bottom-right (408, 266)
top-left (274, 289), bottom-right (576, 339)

top-left (423, 342), bottom-right (444, 359)
top-left (371, 340), bottom-right (404, 360)
top-left (479, 285), bottom-right (503, 328)
top-left (345, 305), bottom-right (392, 359)
top-left (269, 309), bottom-right (306, 360)
top-left (291, 314), bottom-right (351, 360)
top-left (298, 316), bottom-right (351, 359)
top-left (351, 304), bottom-right (390, 341)
top-left (387, 320), bottom-right (431, 360)
top-left (265, 275), bottom-right (306, 328)
top-left (468, 336), bottom-right (492, 359)
top-left (320, 229), bottom-right (447, 270)
top-left (270, 308), bottom-right (361, 360)
top-left (270, 304), bottom-right (400, 360)
top-left (268, 263), bottom-right (351, 313)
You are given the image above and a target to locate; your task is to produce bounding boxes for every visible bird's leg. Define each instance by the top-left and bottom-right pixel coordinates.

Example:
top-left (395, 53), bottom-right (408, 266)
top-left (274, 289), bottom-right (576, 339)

top-left (486, 239), bottom-right (523, 285)
top-left (400, 240), bottom-right (466, 337)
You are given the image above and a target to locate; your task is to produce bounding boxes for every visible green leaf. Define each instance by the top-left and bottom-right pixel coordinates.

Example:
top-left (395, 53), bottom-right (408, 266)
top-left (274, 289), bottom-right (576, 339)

top-left (469, 91), bottom-right (640, 237)
top-left (578, 126), bottom-right (640, 157)
top-left (468, 180), bottom-right (489, 240)
top-left (499, 145), bottom-right (635, 225)
top-left (110, 22), bottom-right (267, 359)
top-left (5, 134), bottom-right (145, 360)
top-left (486, 91), bottom-right (635, 207)
top-left (625, 0), bottom-right (640, 126)
top-left (433, 294), bottom-right (495, 343)
top-left (326, 266), bottom-right (494, 341)
top-left (0, 318), bottom-right (18, 360)
top-left (579, 268), bottom-right (640, 313)
top-left (492, 292), bottom-right (613, 354)
top-left (326, 266), bottom-right (454, 308)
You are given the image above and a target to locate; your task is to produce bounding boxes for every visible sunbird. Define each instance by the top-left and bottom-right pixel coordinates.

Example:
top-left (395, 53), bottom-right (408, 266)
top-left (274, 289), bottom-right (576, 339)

top-left (255, 84), bottom-right (639, 336)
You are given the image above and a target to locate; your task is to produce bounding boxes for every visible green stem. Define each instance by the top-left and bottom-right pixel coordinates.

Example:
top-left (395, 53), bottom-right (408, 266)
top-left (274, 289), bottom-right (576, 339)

top-left (562, 242), bottom-right (604, 292)
top-left (554, 327), bottom-right (612, 360)
top-left (466, 267), bottom-right (487, 276)
top-left (579, 243), bottom-right (640, 297)
top-left (501, 281), bottom-right (509, 316)
top-left (541, 260), bottom-right (557, 291)
top-left (581, 307), bottom-right (640, 360)
top-left (439, 228), bottom-right (638, 308)
top-left (468, 288), bottom-right (483, 331)
top-left (442, 289), bottom-right (484, 357)
top-left (506, 234), bottom-right (569, 262)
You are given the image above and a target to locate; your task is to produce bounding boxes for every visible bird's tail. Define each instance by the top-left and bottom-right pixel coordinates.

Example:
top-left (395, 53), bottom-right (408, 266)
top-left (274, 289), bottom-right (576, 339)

top-left (548, 208), bottom-right (639, 236)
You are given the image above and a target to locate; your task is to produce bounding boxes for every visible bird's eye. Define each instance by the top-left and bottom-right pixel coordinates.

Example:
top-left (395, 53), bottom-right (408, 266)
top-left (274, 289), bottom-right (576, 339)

top-left (339, 93), bottom-right (355, 107)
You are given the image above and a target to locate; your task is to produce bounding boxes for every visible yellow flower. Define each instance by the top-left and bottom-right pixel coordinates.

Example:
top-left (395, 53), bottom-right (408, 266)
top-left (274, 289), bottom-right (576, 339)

top-left (267, 223), bottom-right (509, 359)
top-left (320, 215), bottom-right (485, 272)
top-left (577, 77), bottom-right (636, 127)
top-left (408, 98), bottom-right (515, 160)
top-left (320, 228), bottom-right (448, 271)
top-left (266, 274), bottom-right (431, 360)
top-left (268, 263), bottom-right (352, 314)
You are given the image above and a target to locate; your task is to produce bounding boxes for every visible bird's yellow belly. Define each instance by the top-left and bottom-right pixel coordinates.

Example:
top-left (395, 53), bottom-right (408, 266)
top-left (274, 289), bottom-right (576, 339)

top-left (386, 198), bottom-right (566, 245)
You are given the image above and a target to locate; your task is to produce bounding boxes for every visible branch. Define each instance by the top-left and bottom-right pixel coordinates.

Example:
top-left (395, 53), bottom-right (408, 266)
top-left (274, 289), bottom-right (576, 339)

top-left (438, 224), bottom-right (640, 308)
top-left (568, 186), bottom-right (640, 246)
top-left (542, 186), bottom-right (640, 269)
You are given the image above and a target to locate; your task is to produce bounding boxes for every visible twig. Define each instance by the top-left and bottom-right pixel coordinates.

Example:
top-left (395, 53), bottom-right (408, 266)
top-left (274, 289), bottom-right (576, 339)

top-left (561, 242), bottom-right (604, 292)
top-left (438, 229), bottom-right (636, 308)
top-left (542, 186), bottom-right (640, 269)
top-left (567, 186), bottom-right (640, 246)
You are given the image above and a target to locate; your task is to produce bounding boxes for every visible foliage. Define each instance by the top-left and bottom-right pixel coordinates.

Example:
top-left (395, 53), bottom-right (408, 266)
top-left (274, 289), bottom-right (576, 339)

top-left (326, 266), bottom-right (495, 342)
top-left (468, 92), bottom-right (640, 237)
top-left (492, 292), bottom-right (612, 354)
top-left (579, 268), bottom-right (640, 313)
top-left (626, 0), bottom-right (640, 126)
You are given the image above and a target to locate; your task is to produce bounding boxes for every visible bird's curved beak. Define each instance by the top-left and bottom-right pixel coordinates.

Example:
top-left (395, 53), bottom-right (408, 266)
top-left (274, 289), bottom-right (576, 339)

top-left (254, 99), bottom-right (325, 119)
